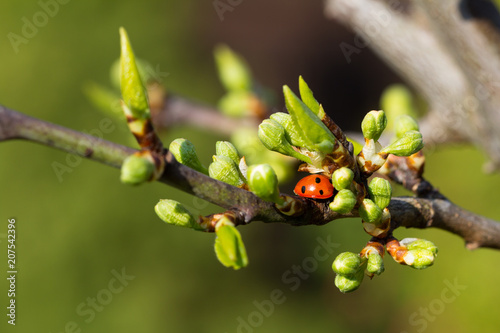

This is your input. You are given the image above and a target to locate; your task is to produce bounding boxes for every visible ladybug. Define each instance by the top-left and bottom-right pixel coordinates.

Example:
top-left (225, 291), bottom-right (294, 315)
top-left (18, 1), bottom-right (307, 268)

top-left (294, 174), bottom-right (334, 199)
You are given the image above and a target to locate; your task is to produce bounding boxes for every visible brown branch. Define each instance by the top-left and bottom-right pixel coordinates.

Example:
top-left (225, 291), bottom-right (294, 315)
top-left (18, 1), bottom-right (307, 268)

top-left (324, 0), bottom-right (500, 168)
top-left (151, 94), bottom-right (259, 136)
top-left (2, 105), bottom-right (500, 249)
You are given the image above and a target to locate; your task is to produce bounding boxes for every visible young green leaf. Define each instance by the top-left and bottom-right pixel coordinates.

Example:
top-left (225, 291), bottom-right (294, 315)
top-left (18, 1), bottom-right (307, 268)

top-left (283, 85), bottom-right (336, 154)
top-left (119, 27), bottom-right (150, 119)
top-left (214, 225), bottom-right (248, 270)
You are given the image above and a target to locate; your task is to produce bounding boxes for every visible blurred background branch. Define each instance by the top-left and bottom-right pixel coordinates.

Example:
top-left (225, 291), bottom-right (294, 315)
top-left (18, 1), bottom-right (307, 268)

top-left (324, 0), bottom-right (500, 171)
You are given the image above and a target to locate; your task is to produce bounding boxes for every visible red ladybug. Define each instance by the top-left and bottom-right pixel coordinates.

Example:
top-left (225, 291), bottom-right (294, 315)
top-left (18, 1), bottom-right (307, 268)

top-left (294, 174), bottom-right (334, 199)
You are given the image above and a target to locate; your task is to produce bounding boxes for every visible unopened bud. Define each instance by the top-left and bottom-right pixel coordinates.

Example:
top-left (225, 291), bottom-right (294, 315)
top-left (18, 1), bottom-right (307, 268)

top-left (154, 199), bottom-right (203, 230)
top-left (368, 177), bottom-right (392, 210)
top-left (247, 164), bottom-right (283, 204)
top-left (334, 268), bottom-right (364, 293)
top-left (367, 252), bottom-right (384, 276)
top-left (258, 119), bottom-right (311, 163)
top-left (208, 155), bottom-right (246, 187)
top-left (361, 110), bottom-right (387, 141)
top-left (331, 167), bottom-right (354, 190)
top-left (216, 141), bottom-right (241, 166)
top-left (329, 189), bottom-right (357, 214)
top-left (401, 238), bottom-right (438, 256)
top-left (394, 115), bottom-right (419, 139)
top-left (381, 130), bottom-right (423, 156)
top-left (270, 112), bottom-right (308, 148)
top-left (332, 252), bottom-right (362, 276)
top-left (169, 138), bottom-right (208, 175)
top-left (403, 248), bottom-right (435, 269)
top-left (358, 198), bottom-right (383, 224)
top-left (120, 154), bottom-right (154, 185)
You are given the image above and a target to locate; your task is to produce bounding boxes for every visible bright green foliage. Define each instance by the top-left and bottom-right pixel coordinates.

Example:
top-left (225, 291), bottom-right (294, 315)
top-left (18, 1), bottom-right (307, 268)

top-left (119, 27), bottom-right (150, 119)
top-left (283, 85), bottom-right (335, 154)
top-left (298, 75), bottom-right (320, 115)
top-left (214, 44), bottom-right (252, 92)
top-left (214, 224), bottom-right (248, 270)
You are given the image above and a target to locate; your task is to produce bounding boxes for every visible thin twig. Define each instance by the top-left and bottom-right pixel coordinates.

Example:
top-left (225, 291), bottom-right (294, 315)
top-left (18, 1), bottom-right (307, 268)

top-left (1, 105), bottom-right (499, 249)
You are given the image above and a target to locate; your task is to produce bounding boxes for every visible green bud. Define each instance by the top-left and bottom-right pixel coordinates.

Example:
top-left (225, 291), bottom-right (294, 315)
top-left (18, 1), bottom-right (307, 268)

top-left (394, 115), bottom-right (419, 140)
top-left (169, 138), bottom-right (208, 175)
top-left (154, 199), bottom-right (203, 230)
top-left (331, 167), bottom-right (354, 190)
top-left (283, 85), bottom-right (336, 154)
top-left (381, 130), bottom-right (423, 156)
top-left (334, 268), bottom-right (364, 293)
top-left (119, 27), bottom-right (150, 119)
top-left (402, 238), bottom-right (438, 256)
top-left (214, 44), bottom-right (252, 91)
top-left (404, 249), bottom-right (436, 269)
top-left (361, 110), bottom-right (387, 141)
top-left (270, 112), bottom-right (308, 148)
top-left (380, 84), bottom-right (417, 130)
top-left (329, 189), bottom-right (357, 214)
top-left (258, 119), bottom-right (311, 163)
top-left (216, 141), bottom-right (241, 166)
top-left (368, 177), bottom-right (392, 210)
top-left (209, 155), bottom-right (246, 187)
top-left (214, 224), bottom-right (248, 270)
top-left (367, 252), bottom-right (385, 276)
top-left (247, 164), bottom-right (284, 204)
top-left (358, 198), bottom-right (383, 224)
top-left (120, 154), bottom-right (154, 185)
top-left (332, 252), bottom-right (362, 276)
top-left (218, 91), bottom-right (253, 117)
top-left (298, 76), bottom-right (320, 115)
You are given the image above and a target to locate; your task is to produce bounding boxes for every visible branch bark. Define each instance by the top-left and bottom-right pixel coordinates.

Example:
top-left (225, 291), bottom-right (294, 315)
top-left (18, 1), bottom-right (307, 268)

top-left (324, 0), bottom-right (500, 170)
top-left (1, 105), bottom-right (499, 249)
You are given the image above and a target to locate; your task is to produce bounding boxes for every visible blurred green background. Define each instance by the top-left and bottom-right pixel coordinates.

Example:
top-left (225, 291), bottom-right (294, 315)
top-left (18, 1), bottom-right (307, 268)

top-left (1, 1), bottom-right (500, 332)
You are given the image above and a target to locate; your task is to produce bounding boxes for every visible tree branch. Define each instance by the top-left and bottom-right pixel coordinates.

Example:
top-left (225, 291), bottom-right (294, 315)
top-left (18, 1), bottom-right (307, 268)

top-left (151, 94), bottom-right (259, 136)
top-left (324, 0), bottom-right (500, 169)
top-left (1, 105), bottom-right (499, 249)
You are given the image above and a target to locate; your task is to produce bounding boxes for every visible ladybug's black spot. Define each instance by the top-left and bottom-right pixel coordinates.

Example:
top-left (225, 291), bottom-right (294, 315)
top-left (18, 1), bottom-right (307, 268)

top-left (301, 185), bottom-right (306, 194)
top-left (319, 190), bottom-right (324, 195)
top-left (315, 177), bottom-right (321, 183)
